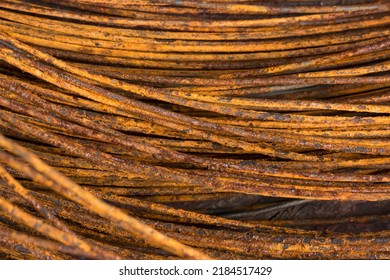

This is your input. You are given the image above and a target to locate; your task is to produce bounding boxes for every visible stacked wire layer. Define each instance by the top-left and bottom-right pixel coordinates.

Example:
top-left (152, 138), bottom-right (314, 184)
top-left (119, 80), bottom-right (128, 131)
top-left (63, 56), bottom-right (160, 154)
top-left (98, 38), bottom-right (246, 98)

top-left (0, 0), bottom-right (389, 259)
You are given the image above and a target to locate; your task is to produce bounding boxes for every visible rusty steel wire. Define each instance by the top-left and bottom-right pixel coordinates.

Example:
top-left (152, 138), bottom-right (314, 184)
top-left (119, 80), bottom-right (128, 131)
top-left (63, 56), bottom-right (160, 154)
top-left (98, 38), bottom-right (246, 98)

top-left (0, 0), bottom-right (389, 260)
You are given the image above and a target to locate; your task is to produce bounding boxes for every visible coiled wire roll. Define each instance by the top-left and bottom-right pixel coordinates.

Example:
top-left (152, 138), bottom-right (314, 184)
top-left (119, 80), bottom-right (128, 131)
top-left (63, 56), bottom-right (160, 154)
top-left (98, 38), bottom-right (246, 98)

top-left (0, 0), bottom-right (389, 260)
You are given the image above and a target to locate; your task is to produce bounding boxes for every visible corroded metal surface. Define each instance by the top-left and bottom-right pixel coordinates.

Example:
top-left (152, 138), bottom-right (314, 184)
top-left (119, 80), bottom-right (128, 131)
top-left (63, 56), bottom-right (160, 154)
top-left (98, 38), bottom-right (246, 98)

top-left (0, 0), bottom-right (389, 260)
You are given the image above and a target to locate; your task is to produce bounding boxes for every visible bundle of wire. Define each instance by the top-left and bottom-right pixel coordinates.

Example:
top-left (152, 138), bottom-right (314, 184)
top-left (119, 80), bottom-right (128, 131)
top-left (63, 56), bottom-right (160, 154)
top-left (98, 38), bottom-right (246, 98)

top-left (0, 0), bottom-right (389, 260)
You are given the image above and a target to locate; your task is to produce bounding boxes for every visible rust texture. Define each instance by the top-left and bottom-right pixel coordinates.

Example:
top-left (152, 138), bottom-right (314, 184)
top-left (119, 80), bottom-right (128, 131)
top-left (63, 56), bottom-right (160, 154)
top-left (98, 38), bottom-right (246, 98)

top-left (0, 0), bottom-right (389, 260)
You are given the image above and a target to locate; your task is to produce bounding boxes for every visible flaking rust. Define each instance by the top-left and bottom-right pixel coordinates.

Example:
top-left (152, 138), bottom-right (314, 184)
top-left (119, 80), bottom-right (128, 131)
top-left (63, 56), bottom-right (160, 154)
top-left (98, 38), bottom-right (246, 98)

top-left (0, 0), bottom-right (389, 260)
